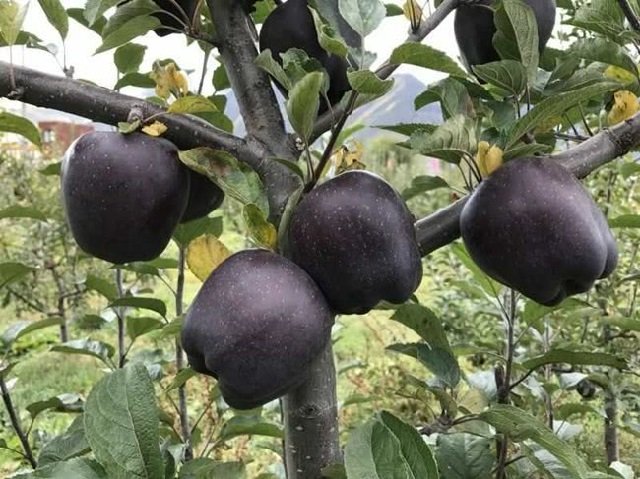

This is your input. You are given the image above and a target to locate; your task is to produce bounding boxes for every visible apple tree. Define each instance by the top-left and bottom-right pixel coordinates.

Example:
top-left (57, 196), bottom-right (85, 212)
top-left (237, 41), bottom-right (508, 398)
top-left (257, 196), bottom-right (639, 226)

top-left (0, 0), bottom-right (640, 477)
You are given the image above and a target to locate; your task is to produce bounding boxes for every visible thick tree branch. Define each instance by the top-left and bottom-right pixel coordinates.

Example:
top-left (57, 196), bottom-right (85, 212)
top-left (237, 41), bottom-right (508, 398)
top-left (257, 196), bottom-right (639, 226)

top-left (311, 0), bottom-right (460, 141)
top-left (416, 114), bottom-right (640, 256)
top-left (0, 62), bottom-right (253, 161)
top-left (205, 0), bottom-right (301, 219)
top-left (206, 0), bottom-right (289, 149)
top-left (0, 61), bottom-right (302, 218)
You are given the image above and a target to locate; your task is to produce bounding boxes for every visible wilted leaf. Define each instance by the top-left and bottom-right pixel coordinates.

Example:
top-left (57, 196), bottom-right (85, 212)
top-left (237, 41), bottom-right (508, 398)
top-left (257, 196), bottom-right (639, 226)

top-left (186, 234), bottom-right (230, 281)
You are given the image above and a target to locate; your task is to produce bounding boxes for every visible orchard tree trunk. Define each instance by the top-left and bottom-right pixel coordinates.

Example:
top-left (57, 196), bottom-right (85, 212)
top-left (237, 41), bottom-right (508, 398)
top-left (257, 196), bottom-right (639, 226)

top-left (604, 385), bottom-right (619, 464)
top-left (282, 344), bottom-right (341, 478)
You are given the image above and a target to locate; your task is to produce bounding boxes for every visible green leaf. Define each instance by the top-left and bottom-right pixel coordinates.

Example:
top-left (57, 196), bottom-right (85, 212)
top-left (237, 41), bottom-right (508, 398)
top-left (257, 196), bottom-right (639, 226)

top-left (39, 161), bottom-right (62, 176)
top-left (436, 433), bottom-right (493, 479)
top-left (16, 458), bottom-right (107, 478)
top-left (52, 339), bottom-right (115, 367)
top-left (178, 459), bottom-right (246, 479)
top-left (345, 411), bottom-right (439, 479)
top-left (375, 123), bottom-right (438, 137)
top-left (178, 148), bottom-right (269, 215)
top-left (506, 82), bottom-right (619, 149)
top-left (391, 42), bottom-right (467, 77)
top-left (114, 71), bottom-right (155, 90)
top-left (38, 0), bottom-right (69, 39)
top-left (0, 0), bottom-right (29, 45)
top-left (243, 204), bottom-right (277, 250)
top-left (415, 78), bottom-right (472, 120)
top-left (38, 414), bottom-right (90, 466)
top-left (0, 205), bottom-right (49, 221)
top-left (569, 38), bottom-right (638, 78)
top-left (390, 303), bottom-right (451, 351)
top-left (287, 71), bottom-right (324, 142)
top-left (165, 367), bottom-right (196, 391)
top-left (84, 0), bottom-right (120, 26)
top-left (493, 0), bottom-right (539, 84)
top-left (212, 64), bottom-right (230, 91)
top-left (521, 350), bottom-right (627, 371)
top-left (127, 316), bottom-right (164, 341)
top-left (0, 112), bottom-right (42, 147)
top-left (388, 343), bottom-right (460, 388)
top-left (219, 416), bottom-right (283, 442)
top-left (609, 214), bottom-right (640, 228)
top-left (311, 7), bottom-right (348, 57)
top-left (84, 363), bottom-right (163, 478)
top-left (113, 43), bottom-right (146, 74)
top-left (0, 29), bottom-right (50, 50)
top-left (567, 0), bottom-right (624, 40)
top-left (85, 274), bottom-right (118, 301)
top-left (27, 393), bottom-right (83, 420)
top-left (347, 70), bottom-right (394, 96)
top-left (2, 317), bottom-right (61, 347)
top-left (410, 115), bottom-right (477, 164)
top-left (168, 96), bottom-right (218, 114)
top-left (255, 49), bottom-right (293, 91)
top-left (0, 261), bottom-right (34, 289)
top-left (100, 0), bottom-right (159, 36)
top-left (109, 296), bottom-right (167, 318)
top-left (479, 404), bottom-right (591, 478)
top-left (96, 15), bottom-right (160, 54)
top-left (155, 317), bottom-right (183, 341)
top-left (173, 215), bottom-right (224, 247)
top-left (472, 60), bottom-right (527, 97)
top-left (401, 175), bottom-right (449, 200)
top-left (338, 0), bottom-right (386, 37)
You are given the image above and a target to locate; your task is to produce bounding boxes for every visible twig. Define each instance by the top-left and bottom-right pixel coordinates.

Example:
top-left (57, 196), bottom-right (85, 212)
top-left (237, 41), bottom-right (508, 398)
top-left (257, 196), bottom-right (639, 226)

top-left (305, 91), bottom-right (358, 192)
top-left (115, 269), bottom-right (126, 368)
top-left (197, 49), bottom-right (209, 95)
top-left (0, 376), bottom-right (37, 468)
top-left (174, 246), bottom-right (193, 461)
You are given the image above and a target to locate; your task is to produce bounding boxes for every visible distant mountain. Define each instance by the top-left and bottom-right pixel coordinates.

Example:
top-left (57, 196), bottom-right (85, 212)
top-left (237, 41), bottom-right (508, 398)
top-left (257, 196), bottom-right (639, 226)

top-left (226, 73), bottom-right (443, 141)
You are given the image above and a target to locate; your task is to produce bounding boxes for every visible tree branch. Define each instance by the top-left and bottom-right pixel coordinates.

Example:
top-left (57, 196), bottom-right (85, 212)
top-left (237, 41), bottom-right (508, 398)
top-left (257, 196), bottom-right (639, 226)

top-left (206, 0), bottom-right (289, 149)
top-left (311, 0), bottom-right (460, 141)
top-left (416, 114), bottom-right (640, 256)
top-left (617, 0), bottom-right (640, 31)
top-left (0, 62), bottom-right (254, 165)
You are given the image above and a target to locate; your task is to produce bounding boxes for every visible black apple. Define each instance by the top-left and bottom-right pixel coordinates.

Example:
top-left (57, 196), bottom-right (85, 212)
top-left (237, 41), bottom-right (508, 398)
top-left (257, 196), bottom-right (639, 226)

top-left (61, 131), bottom-right (189, 264)
top-left (288, 171), bottom-right (423, 315)
top-left (180, 171), bottom-right (224, 223)
top-left (460, 157), bottom-right (618, 306)
top-left (181, 249), bottom-right (334, 409)
top-left (454, 0), bottom-right (556, 70)
top-left (259, 0), bottom-right (354, 114)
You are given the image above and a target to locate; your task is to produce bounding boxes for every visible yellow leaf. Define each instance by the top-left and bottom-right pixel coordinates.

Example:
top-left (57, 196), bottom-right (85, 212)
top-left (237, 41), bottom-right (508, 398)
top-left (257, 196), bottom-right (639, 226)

top-left (403, 0), bottom-right (422, 29)
top-left (604, 65), bottom-right (636, 85)
top-left (607, 90), bottom-right (639, 125)
top-left (333, 141), bottom-right (366, 174)
top-left (141, 121), bottom-right (168, 137)
top-left (243, 204), bottom-right (277, 250)
top-left (150, 62), bottom-right (189, 100)
top-left (476, 141), bottom-right (503, 178)
top-left (186, 234), bottom-right (230, 281)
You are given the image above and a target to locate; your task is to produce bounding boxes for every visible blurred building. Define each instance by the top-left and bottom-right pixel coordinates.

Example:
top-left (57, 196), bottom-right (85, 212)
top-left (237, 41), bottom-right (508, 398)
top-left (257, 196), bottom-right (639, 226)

top-left (0, 99), bottom-right (112, 156)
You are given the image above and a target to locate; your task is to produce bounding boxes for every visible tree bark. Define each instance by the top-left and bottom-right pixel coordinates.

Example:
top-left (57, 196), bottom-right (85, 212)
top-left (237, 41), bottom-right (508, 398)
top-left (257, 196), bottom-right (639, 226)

top-left (604, 385), bottom-right (619, 464)
top-left (282, 343), bottom-right (341, 479)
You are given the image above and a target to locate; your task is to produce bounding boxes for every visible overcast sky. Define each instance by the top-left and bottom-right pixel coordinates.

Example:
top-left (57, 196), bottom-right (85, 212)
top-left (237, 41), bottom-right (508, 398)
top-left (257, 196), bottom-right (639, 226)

top-left (0, 0), bottom-right (457, 95)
